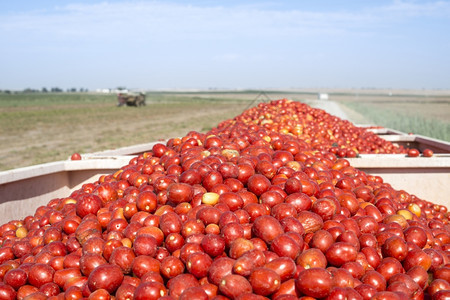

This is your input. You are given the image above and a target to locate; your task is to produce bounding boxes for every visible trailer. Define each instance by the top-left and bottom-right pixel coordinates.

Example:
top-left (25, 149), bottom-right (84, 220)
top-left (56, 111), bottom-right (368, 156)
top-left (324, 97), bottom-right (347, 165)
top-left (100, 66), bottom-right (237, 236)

top-left (1, 130), bottom-right (449, 225)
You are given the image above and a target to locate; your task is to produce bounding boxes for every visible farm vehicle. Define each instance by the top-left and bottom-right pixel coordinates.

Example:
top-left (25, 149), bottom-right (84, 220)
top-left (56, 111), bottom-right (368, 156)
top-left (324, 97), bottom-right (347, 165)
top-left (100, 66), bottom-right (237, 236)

top-left (117, 92), bottom-right (146, 107)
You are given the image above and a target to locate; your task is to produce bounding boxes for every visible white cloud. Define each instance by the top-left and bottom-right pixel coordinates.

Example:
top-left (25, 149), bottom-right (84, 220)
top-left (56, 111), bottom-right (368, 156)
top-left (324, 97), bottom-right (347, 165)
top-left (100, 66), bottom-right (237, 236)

top-left (2, 0), bottom-right (449, 44)
top-left (381, 0), bottom-right (450, 17)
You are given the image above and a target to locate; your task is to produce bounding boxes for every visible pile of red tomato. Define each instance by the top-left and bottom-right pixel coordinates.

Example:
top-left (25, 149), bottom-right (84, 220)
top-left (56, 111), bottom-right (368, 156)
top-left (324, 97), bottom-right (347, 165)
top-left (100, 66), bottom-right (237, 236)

top-left (0, 99), bottom-right (447, 299)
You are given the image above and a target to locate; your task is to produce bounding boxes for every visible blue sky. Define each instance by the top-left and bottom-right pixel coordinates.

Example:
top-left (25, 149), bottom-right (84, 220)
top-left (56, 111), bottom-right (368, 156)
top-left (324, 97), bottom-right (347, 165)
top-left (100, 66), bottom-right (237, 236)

top-left (1, 0), bottom-right (449, 91)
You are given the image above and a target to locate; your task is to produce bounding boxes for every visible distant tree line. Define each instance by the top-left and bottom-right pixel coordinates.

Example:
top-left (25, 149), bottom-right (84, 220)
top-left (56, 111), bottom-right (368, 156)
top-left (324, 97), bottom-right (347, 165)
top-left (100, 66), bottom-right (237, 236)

top-left (0, 87), bottom-right (89, 94)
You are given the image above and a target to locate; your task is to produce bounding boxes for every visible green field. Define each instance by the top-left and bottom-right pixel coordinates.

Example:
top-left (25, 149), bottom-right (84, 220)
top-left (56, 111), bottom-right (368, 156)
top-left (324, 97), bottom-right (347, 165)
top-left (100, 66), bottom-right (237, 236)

top-left (340, 101), bottom-right (450, 141)
top-left (328, 91), bottom-right (449, 141)
top-left (0, 92), bottom-right (252, 171)
top-left (0, 90), bottom-right (449, 171)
